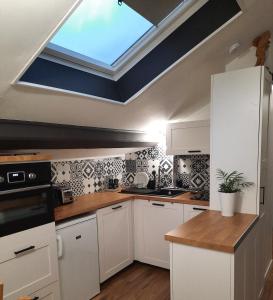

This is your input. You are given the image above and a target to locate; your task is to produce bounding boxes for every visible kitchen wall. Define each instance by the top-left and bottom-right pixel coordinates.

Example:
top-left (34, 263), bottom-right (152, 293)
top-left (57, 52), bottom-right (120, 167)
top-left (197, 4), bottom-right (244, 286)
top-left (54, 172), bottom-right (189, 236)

top-left (51, 157), bottom-right (125, 196)
top-left (51, 146), bottom-right (210, 196)
top-left (124, 146), bottom-right (210, 190)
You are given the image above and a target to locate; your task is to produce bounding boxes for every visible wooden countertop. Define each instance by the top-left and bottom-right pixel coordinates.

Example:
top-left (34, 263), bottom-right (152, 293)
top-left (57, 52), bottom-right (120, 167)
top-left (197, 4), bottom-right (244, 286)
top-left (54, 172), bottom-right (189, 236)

top-left (165, 210), bottom-right (258, 253)
top-left (54, 191), bottom-right (209, 222)
top-left (0, 154), bottom-right (52, 163)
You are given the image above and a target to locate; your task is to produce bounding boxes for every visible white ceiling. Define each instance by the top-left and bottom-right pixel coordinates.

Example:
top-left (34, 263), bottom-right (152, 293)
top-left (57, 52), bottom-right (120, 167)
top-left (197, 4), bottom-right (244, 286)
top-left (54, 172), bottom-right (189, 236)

top-left (0, 0), bottom-right (273, 131)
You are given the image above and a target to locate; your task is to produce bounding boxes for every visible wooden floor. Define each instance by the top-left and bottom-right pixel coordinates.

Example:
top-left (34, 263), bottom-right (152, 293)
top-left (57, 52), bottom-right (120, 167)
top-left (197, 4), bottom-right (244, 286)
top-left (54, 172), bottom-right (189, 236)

top-left (93, 262), bottom-right (170, 300)
top-left (93, 259), bottom-right (273, 300)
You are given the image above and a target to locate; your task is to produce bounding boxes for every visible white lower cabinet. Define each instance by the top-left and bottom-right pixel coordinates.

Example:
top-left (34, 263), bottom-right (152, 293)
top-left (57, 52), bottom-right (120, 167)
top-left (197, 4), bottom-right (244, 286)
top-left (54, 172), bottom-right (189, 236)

top-left (97, 201), bottom-right (133, 282)
top-left (0, 223), bottom-right (60, 300)
top-left (134, 200), bottom-right (183, 269)
top-left (183, 204), bottom-right (208, 222)
top-left (29, 282), bottom-right (60, 300)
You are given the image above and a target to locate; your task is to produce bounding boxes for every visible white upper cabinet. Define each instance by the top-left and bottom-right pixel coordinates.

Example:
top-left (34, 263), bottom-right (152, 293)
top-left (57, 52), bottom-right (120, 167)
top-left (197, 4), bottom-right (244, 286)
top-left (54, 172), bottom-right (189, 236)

top-left (210, 66), bottom-right (272, 214)
top-left (166, 120), bottom-right (210, 155)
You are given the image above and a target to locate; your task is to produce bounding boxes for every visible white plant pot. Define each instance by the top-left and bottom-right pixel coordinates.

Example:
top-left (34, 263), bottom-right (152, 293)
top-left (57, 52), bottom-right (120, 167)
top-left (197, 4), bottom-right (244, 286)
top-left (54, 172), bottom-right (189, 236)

top-left (219, 192), bottom-right (237, 217)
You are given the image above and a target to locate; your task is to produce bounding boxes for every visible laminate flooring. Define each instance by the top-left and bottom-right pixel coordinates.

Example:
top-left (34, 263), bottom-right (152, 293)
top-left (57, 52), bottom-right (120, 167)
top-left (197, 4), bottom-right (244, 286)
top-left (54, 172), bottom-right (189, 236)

top-left (93, 262), bottom-right (170, 300)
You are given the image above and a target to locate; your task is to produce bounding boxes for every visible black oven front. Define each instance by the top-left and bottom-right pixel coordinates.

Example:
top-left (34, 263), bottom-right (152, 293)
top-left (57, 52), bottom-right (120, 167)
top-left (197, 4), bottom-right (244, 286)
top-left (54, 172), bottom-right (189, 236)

top-left (0, 162), bottom-right (54, 237)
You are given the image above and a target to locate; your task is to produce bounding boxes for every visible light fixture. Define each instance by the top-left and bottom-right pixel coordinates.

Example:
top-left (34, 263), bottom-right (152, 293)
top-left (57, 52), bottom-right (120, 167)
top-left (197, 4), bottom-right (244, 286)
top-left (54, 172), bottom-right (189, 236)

top-left (229, 42), bottom-right (241, 55)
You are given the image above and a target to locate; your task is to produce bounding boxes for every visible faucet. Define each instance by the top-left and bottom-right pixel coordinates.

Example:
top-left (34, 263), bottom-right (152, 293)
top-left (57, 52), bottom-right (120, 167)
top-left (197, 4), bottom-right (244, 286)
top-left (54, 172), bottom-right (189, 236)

top-left (158, 166), bottom-right (161, 190)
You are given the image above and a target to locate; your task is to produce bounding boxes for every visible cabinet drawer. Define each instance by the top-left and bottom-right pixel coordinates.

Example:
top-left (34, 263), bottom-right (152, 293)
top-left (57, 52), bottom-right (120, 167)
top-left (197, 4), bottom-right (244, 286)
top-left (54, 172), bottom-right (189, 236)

top-left (28, 282), bottom-right (61, 300)
top-left (183, 204), bottom-right (208, 223)
top-left (0, 223), bottom-right (59, 300)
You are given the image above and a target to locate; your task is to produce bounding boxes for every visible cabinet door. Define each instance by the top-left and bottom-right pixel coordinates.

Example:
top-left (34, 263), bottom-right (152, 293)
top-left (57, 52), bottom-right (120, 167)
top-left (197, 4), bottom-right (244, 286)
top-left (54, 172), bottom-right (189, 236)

top-left (134, 200), bottom-right (183, 269)
top-left (256, 213), bottom-right (267, 298)
top-left (97, 201), bottom-right (133, 282)
top-left (183, 204), bottom-right (208, 223)
top-left (259, 70), bottom-right (271, 215)
top-left (0, 223), bottom-right (59, 300)
top-left (211, 67), bottom-right (263, 214)
top-left (234, 225), bottom-right (256, 300)
top-left (28, 282), bottom-right (61, 300)
top-left (166, 121), bottom-right (210, 155)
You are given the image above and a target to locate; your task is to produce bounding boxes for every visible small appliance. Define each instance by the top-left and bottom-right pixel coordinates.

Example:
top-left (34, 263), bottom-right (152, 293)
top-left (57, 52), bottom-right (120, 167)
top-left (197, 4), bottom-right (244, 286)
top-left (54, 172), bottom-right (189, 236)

top-left (53, 184), bottom-right (74, 205)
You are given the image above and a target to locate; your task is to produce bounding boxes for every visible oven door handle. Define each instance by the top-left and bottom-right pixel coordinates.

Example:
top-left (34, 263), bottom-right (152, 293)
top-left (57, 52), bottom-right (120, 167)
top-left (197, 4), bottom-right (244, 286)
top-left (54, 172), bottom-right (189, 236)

top-left (0, 184), bottom-right (51, 195)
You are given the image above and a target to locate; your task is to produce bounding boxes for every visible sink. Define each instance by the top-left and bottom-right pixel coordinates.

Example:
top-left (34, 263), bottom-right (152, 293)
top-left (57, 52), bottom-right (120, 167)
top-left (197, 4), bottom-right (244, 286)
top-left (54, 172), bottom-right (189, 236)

top-left (119, 188), bottom-right (186, 198)
top-left (148, 189), bottom-right (186, 197)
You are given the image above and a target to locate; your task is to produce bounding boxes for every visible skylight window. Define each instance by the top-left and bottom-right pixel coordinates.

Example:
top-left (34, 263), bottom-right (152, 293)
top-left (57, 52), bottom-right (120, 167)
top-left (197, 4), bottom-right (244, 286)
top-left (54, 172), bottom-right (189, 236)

top-left (49, 0), bottom-right (153, 66)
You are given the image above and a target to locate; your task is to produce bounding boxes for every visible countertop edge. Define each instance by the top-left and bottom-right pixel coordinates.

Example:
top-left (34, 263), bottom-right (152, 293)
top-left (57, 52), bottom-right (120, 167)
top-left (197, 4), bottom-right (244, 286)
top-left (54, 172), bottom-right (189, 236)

top-left (54, 192), bottom-right (209, 222)
top-left (165, 211), bottom-right (259, 253)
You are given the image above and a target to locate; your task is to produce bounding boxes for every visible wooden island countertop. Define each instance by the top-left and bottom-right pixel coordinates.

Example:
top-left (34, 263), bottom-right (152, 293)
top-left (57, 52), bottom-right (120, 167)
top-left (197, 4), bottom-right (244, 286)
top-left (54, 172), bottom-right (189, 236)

top-left (54, 191), bottom-right (209, 222)
top-left (165, 210), bottom-right (258, 253)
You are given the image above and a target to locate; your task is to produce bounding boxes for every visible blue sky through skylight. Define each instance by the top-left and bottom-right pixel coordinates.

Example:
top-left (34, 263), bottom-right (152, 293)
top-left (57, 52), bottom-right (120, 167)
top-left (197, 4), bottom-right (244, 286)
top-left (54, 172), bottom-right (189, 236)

top-left (50, 0), bottom-right (153, 65)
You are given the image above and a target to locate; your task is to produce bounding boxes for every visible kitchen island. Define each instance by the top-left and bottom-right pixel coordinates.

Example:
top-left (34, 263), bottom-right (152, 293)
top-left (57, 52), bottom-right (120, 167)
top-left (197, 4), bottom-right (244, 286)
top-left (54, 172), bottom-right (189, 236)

top-left (165, 210), bottom-right (266, 300)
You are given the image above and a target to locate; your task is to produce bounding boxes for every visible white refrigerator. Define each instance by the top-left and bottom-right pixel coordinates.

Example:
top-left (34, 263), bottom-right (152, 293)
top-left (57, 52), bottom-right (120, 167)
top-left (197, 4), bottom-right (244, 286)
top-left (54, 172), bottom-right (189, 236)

top-left (56, 214), bottom-right (100, 300)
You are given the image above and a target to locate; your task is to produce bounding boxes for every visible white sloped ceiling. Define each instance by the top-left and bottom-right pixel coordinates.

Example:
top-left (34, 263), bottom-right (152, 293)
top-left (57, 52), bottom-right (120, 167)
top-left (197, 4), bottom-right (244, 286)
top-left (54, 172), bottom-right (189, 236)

top-left (0, 0), bottom-right (273, 131)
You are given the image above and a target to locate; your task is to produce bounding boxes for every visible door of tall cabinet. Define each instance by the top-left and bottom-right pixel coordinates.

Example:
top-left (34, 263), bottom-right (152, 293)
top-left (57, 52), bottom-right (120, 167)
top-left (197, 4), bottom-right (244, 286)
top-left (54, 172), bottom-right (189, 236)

top-left (210, 66), bottom-right (272, 215)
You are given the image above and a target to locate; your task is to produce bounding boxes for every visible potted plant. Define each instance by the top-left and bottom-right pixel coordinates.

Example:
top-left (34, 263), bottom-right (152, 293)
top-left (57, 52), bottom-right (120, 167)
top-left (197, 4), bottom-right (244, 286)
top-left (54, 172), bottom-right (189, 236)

top-left (216, 169), bottom-right (253, 217)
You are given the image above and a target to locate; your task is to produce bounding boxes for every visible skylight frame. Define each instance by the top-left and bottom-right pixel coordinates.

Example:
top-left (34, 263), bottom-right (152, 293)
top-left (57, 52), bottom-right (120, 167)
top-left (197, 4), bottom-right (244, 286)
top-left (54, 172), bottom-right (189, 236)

top-left (42, 0), bottom-right (201, 80)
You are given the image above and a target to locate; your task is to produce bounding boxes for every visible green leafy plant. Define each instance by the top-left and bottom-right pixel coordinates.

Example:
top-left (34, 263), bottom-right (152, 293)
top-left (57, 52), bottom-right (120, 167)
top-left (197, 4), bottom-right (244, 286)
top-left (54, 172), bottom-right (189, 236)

top-left (216, 169), bottom-right (253, 193)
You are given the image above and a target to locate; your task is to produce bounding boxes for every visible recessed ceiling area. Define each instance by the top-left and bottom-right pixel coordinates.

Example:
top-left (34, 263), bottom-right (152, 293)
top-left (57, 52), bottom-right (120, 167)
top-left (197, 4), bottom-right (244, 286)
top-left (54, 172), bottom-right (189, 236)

top-left (19, 0), bottom-right (241, 104)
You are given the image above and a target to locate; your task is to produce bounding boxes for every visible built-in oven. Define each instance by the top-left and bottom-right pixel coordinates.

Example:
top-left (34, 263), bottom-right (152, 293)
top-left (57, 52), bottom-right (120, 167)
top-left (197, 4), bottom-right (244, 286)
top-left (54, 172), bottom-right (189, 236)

top-left (0, 162), bottom-right (54, 237)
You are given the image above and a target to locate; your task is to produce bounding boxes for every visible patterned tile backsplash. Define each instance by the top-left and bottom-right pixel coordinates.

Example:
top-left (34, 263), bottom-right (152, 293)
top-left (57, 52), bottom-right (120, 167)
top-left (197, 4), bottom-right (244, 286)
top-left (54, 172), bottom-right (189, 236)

top-left (51, 157), bottom-right (126, 196)
top-left (51, 146), bottom-right (210, 196)
top-left (174, 155), bottom-right (210, 190)
top-left (124, 145), bottom-right (173, 188)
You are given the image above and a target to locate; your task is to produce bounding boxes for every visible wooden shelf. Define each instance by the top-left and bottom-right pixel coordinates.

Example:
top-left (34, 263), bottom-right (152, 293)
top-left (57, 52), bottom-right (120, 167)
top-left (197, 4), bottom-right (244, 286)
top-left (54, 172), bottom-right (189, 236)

top-left (0, 154), bottom-right (52, 163)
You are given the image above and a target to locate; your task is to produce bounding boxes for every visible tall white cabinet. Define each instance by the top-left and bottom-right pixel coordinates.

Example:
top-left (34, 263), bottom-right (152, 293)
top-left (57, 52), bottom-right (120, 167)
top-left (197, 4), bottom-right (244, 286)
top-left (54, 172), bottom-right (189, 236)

top-left (209, 66), bottom-right (273, 299)
top-left (210, 66), bottom-right (272, 215)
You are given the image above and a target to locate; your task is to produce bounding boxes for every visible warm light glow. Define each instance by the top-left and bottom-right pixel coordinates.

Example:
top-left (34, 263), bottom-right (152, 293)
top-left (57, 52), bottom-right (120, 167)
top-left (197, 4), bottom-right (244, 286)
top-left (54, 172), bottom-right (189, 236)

top-left (144, 120), bottom-right (168, 149)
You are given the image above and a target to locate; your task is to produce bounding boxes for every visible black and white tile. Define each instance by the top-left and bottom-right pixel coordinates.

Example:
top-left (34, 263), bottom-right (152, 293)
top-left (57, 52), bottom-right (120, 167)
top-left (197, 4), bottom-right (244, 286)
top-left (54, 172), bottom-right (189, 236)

top-left (124, 146), bottom-right (209, 190)
top-left (125, 146), bottom-right (174, 187)
top-left (174, 155), bottom-right (210, 190)
top-left (51, 157), bottom-right (125, 196)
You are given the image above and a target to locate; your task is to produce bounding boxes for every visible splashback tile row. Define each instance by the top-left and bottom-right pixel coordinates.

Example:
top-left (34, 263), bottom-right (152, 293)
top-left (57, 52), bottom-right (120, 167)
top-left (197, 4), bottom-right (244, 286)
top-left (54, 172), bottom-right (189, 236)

top-left (51, 157), bottom-right (125, 196)
top-left (51, 146), bottom-right (210, 196)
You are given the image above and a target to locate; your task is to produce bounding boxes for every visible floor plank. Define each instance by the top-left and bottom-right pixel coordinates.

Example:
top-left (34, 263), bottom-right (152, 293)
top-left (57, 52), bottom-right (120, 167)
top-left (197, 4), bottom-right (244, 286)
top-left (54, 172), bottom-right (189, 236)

top-left (93, 262), bottom-right (170, 300)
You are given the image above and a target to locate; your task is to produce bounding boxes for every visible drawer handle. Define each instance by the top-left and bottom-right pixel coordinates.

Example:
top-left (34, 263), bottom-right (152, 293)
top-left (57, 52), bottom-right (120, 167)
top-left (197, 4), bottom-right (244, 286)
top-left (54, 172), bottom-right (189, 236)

top-left (14, 245), bottom-right (35, 256)
top-left (260, 187), bottom-right (265, 205)
top-left (188, 150), bottom-right (201, 153)
top-left (152, 203), bottom-right (165, 207)
top-left (32, 297), bottom-right (40, 300)
top-left (193, 207), bottom-right (207, 211)
top-left (112, 205), bottom-right (122, 210)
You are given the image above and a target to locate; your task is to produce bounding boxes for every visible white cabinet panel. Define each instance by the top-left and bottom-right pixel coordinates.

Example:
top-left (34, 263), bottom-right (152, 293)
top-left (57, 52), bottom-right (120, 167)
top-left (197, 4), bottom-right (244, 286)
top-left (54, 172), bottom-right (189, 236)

top-left (183, 204), bottom-right (208, 222)
top-left (0, 223), bottom-right (59, 300)
top-left (134, 200), bottom-right (183, 269)
top-left (171, 243), bottom-right (231, 300)
top-left (97, 201), bottom-right (133, 282)
top-left (166, 121), bottom-right (210, 155)
top-left (210, 66), bottom-right (271, 214)
top-left (29, 282), bottom-right (60, 300)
